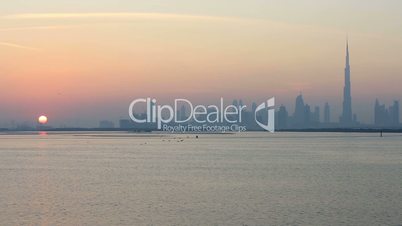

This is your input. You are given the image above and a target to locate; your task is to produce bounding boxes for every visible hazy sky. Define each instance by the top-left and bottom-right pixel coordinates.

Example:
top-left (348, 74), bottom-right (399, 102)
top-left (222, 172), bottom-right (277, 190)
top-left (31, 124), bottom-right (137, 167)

top-left (1, 0), bottom-right (402, 127)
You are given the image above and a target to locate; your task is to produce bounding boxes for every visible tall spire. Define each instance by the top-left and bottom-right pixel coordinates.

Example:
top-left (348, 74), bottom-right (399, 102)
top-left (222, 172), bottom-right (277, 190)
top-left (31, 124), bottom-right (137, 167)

top-left (341, 37), bottom-right (353, 126)
top-left (346, 37), bottom-right (350, 67)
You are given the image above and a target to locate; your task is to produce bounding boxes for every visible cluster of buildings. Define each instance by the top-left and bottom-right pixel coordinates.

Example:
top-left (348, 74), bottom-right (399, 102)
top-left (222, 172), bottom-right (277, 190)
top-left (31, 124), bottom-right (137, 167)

top-left (2, 40), bottom-right (398, 131)
top-left (275, 95), bottom-right (331, 129)
top-left (374, 100), bottom-right (400, 127)
top-left (115, 40), bottom-right (400, 131)
top-left (276, 41), bottom-right (399, 129)
top-left (275, 95), bottom-right (400, 130)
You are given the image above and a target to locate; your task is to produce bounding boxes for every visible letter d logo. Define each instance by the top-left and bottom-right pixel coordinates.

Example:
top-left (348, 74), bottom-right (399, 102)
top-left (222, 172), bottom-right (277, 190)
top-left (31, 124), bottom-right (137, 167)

top-left (254, 97), bottom-right (275, 133)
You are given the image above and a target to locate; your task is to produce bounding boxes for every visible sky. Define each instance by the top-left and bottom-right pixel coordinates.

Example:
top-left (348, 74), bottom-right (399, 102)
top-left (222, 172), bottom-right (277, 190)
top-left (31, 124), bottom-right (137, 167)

top-left (1, 0), bottom-right (402, 127)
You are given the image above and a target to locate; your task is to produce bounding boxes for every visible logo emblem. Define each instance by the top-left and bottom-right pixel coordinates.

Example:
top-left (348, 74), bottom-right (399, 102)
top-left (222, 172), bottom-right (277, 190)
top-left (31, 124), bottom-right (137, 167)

top-left (254, 97), bottom-right (275, 132)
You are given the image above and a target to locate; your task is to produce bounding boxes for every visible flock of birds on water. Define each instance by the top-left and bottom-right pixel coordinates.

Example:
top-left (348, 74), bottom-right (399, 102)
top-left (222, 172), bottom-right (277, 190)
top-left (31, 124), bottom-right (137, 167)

top-left (139, 135), bottom-right (199, 145)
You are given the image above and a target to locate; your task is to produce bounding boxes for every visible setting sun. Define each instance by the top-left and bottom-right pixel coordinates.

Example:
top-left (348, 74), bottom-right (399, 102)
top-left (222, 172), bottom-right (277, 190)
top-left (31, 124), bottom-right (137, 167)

top-left (38, 115), bottom-right (48, 124)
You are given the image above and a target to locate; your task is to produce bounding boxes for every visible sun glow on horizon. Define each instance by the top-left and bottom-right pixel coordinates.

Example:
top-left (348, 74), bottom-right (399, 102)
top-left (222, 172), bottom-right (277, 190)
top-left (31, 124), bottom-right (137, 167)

top-left (38, 115), bottom-right (48, 124)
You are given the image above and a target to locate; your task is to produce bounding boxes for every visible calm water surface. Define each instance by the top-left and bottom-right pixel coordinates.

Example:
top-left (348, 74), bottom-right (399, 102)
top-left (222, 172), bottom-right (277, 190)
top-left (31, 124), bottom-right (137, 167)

top-left (0, 132), bottom-right (401, 225)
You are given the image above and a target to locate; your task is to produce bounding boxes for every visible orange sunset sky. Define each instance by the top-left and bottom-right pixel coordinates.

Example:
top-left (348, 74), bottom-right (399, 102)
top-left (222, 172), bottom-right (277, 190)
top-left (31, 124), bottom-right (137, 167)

top-left (1, 0), bottom-right (402, 127)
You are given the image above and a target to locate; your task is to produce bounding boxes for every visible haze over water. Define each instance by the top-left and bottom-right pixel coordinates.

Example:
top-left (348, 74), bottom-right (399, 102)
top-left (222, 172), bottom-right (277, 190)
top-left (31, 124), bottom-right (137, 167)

top-left (2, 0), bottom-right (402, 126)
top-left (1, 132), bottom-right (401, 225)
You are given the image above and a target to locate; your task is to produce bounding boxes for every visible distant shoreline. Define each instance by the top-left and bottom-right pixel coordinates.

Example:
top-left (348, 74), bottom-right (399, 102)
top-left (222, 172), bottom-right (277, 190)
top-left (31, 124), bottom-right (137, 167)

top-left (1, 128), bottom-right (402, 133)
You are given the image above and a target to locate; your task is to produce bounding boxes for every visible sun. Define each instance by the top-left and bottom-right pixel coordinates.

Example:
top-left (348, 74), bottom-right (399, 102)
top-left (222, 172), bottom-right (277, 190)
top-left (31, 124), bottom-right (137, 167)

top-left (38, 115), bottom-right (48, 124)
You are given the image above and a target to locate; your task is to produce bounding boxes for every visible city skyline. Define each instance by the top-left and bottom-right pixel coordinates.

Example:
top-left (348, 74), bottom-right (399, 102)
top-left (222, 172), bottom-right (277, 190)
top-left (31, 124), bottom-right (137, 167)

top-left (2, 38), bottom-right (401, 129)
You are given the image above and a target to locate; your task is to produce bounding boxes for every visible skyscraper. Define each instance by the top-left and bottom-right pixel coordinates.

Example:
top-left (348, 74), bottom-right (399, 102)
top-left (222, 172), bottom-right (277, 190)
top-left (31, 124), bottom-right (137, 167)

top-left (324, 102), bottom-right (330, 123)
top-left (340, 39), bottom-right (353, 126)
top-left (276, 105), bottom-right (288, 129)
top-left (391, 101), bottom-right (400, 126)
top-left (375, 99), bottom-right (400, 127)
top-left (293, 94), bottom-right (306, 127)
top-left (312, 106), bottom-right (320, 123)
